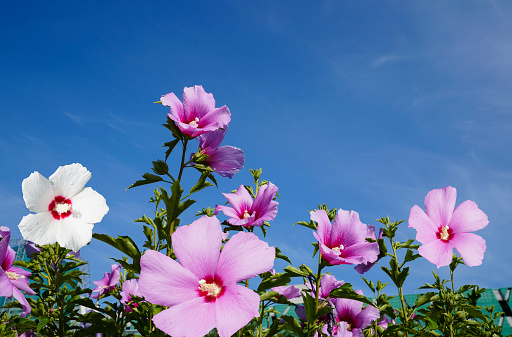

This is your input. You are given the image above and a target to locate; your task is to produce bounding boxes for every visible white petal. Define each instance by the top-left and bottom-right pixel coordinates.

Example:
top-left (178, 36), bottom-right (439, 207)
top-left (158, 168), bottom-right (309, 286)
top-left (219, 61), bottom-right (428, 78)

top-left (49, 163), bottom-right (91, 198)
top-left (71, 187), bottom-right (109, 223)
top-left (18, 213), bottom-right (60, 246)
top-left (22, 172), bottom-right (55, 213)
top-left (56, 216), bottom-right (94, 252)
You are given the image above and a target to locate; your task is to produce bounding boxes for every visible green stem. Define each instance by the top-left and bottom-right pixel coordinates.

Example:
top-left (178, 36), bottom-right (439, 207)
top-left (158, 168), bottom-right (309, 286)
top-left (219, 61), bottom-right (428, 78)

top-left (177, 139), bottom-right (189, 182)
top-left (257, 302), bottom-right (266, 337)
top-left (450, 267), bottom-right (455, 293)
top-left (389, 237), bottom-right (410, 337)
top-left (313, 253), bottom-right (324, 336)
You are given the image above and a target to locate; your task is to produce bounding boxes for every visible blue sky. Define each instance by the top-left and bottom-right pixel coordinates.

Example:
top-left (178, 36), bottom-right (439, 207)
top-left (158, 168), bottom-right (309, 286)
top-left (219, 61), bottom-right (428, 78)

top-left (1, 1), bottom-right (512, 296)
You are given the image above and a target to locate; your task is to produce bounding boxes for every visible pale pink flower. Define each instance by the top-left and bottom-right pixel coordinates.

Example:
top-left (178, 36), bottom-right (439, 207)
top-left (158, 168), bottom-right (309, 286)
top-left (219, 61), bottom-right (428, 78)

top-left (332, 290), bottom-right (380, 337)
top-left (139, 215), bottom-right (275, 337)
top-left (120, 279), bottom-right (143, 312)
top-left (409, 186), bottom-right (488, 268)
top-left (162, 85), bottom-right (231, 138)
top-left (18, 163), bottom-right (109, 252)
top-left (91, 264), bottom-right (121, 299)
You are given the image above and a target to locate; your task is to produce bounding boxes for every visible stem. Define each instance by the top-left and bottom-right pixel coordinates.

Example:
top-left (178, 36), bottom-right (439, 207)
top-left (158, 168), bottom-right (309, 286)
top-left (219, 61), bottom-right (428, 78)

top-left (257, 302), bottom-right (266, 337)
top-left (313, 253), bottom-right (324, 336)
top-left (177, 139), bottom-right (189, 182)
top-left (389, 236), bottom-right (410, 337)
top-left (450, 267), bottom-right (455, 293)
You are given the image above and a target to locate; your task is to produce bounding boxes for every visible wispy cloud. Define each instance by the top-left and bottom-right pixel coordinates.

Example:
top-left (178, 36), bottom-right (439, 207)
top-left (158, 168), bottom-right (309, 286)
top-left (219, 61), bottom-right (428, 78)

top-left (371, 54), bottom-right (401, 68)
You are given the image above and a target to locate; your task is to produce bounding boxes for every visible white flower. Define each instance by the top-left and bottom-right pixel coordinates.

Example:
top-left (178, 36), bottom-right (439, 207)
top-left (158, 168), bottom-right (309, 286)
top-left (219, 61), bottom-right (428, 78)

top-left (18, 163), bottom-right (109, 252)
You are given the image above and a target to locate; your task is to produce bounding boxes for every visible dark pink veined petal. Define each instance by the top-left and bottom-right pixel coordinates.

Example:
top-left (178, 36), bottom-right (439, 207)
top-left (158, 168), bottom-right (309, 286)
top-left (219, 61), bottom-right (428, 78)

top-left (418, 239), bottom-right (454, 268)
top-left (215, 205), bottom-right (244, 222)
top-left (12, 287), bottom-right (31, 317)
top-left (139, 250), bottom-right (199, 307)
top-left (162, 92), bottom-right (186, 121)
top-left (316, 238), bottom-right (344, 265)
top-left (451, 233), bottom-right (486, 267)
top-left (272, 285), bottom-right (301, 300)
top-left (172, 216), bottom-right (222, 279)
top-left (251, 183), bottom-right (278, 216)
top-left (449, 200), bottom-right (489, 234)
top-left (0, 268), bottom-right (13, 297)
top-left (8, 267), bottom-right (35, 295)
top-left (424, 186), bottom-right (457, 228)
top-left (207, 146), bottom-right (244, 178)
top-left (409, 205), bottom-right (438, 244)
top-left (152, 297), bottom-right (216, 337)
top-left (198, 127), bottom-right (227, 151)
top-left (175, 120), bottom-right (205, 138)
top-left (334, 322), bottom-right (352, 337)
top-left (2, 246), bottom-right (15, 270)
top-left (331, 210), bottom-right (367, 248)
top-left (108, 265), bottom-right (121, 287)
top-left (340, 242), bottom-right (379, 265)
top-left (353, 304), bottom-right (380, 330)
top-left (215, 284), bottom-right (261, 337)
top-left (183, 85), bottom-right (216, 119)
top-left (198, 106), bottom-right (231, 131)
top-left (216, 232), bottom-right (275, 283)
top-left (49, 163), bottom-right (92, 198)
top-left (21, 172), bottom-right (55, 213)
top-left (0, 231), bottom-right (11, 268)
top-left (320, 274), bottom-right (344, 299)
top-left (226, 214), bottom-right (254, 227)
top-left (311, 210), bottom-right (332, 247)
top-left (334, 297), bottom-right (363, 324)
top-left (220, 185), bottom-right (254, 217)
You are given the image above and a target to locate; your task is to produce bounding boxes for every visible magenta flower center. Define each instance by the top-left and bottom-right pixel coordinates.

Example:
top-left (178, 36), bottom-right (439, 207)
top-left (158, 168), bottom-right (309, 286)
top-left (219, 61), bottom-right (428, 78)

top-left (189, 117), bottom-right (200, 126)
top-left (346, 323), bottom-right (352, 331)
top-left (437, 225), bottom-right (451, 241)
top-left (332, 244), bottom-right (345, 253)
top-left (198, 276), bottom-right (224, 302)
top-left (48, 196), bottom-right (72, 220)
top-left (6, 271), bottom-right (23, 280)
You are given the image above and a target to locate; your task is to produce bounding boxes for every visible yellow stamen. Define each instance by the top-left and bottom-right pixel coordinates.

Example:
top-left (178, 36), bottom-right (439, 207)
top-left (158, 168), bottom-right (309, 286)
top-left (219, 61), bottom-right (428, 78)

top-left (198, 279), bottom-right (222, 297)
top-left (439, 225), bottom-right (450, 241)
top-left (6, 271), bottom-right (23, 280)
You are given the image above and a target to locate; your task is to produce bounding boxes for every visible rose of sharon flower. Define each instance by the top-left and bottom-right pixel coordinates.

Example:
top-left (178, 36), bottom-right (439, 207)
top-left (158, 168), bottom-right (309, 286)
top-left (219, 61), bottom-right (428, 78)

top-left (0, 227), bottom-right (36, 317)
top-left (332, 291), bottom-right (380, 337)
top-left (409, 186), bottom-right (489, 268)
top-left (91, 264), bottom-right (121, 299)
top-left (18, 163), bottom-right (109, 252)
top-left (354, 225), bottom-right (384, 274)
top-left (216, 183), bottom-right (278, 227)
top-left (120, 279), bottom-right (143, 312)
top-left (139, 215), bottom-right (275, 337)
top-left (271, 285), bottom-right (301, 300)
top-left (296, 274), bottom-right (345, 323)
top-left (193, 127), bottom-right (244, 178)
top-left (311, 209), bottom-right (379, 266)
top-left (162, 85), bottom-right (231, 138)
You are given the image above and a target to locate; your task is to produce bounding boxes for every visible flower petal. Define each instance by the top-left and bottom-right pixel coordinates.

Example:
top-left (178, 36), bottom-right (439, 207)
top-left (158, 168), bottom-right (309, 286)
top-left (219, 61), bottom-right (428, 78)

top-left (207, 146), bottom-right (244, 178)
top-left (19, 213), bottom-right (60, 247)
top-left (215, 284), bottom-right (260, 337)
top-left (199, 106), bottom-right (231, 131)
top-left (408, 205), bottom-right (438, 244)
top-left (172, 216), bottom-right (222, 279)
top-left (418, 239), bottom-right (454, 268)
top-left (55, 216), bottom-right (94, 252)
top-left (424, 186), bottom-right (456, 228)
top-left (311, 210), bottom-right (332, 247)
top-left (71, 187), bottom-right (109, 224)
top-left (320, 274), bottom-right (344, 299)
top-left (0, 268), bottom-right (14, 297)
top-left (451, 233), bottom-right (486, 267)
top-left (183, 85), bottom-right (216, 119)
top-left (8, 267), bottom-right (35, 295)
top-left (162, 92), bottom-right (186, 121)
top-left (22, 172), bottom-right (55, 213)
top-left (331, 210), bottom-right (367, 247)
top-left (216, 232), bottom-right (275, 283)
top-left (222, 185), bottom-right (253, 217)
top-left (139, 250), bottom-right (199, 307)
top-left (340, 242), bottom-right (379, 265)
top-left (152, 297), bottom-right (216, 337)
top-left (12, 287), bottom-right (31, 317)
top-left (49, 163), bottom-right (91, 198)
top-left (353, 304), bottom-right (380, 330)
top-left (449, 200), bottom-right (489, 234)
top-left (198, 127), bottom-right (227, 151)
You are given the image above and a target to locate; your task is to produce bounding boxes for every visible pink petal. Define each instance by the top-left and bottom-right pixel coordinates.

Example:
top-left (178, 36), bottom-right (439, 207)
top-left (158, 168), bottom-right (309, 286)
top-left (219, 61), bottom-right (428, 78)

top-left (22, 172), bottom-right (55, 213)
top-left (2, 246), bottom-right (15, 270)
top-left (215, 205), bottom-right (243, 221)
top-left (223, 185), bottom-right (253, 216)
top-left (183, 85), bottom-right (216, 119)
top-left (8, 267), bottom-right (35, 295)
top-left (0, 269), bottom-right (14, 297)
top-left (48, 163), bottom-right (91, 198)
top-left (424, 186), bottom-right (457, 228)
top-left (198, 127), bottom-right (227, 151)
top-left (215, 284), bottom-right (260, 337)
top-left (207, 146), bottom-right (244, 178)
top-left (71, 187), bottom-right (109, 224)
top-left (418, 239), bottom-right (454, 268)
top-left (152, 297), bottom-right (216, 337)
top-left (161, 92), bottom-right (186, 121)
top-left (408, 205), bottom-right (438, 244)
top-left (139, 250), bottom-right (199, 307)
top-left (216, 232), bottom-right (275, 283)
top-left (451, 233), bottom-right (486, 267)
top-left (320, 274), bottom-right (344, 299)
top-left (172, 216), bottom-right (222, 279)
top-left (311, 210), bottom-right (332, 247)
top-left (449, 200), bottom-right (489, 234)
top-left (251, 183), bottom-right (278, 216)
top-left (353, 304), bottom-right (380, 329)
top-left (198, 106), bottom-right (231, 131)
top-left (341, 242), bottom-right (379, 265)
top-left (331, 210), bottom-right (367, 247)
top-left (12, 287), bottom-right (31, 317)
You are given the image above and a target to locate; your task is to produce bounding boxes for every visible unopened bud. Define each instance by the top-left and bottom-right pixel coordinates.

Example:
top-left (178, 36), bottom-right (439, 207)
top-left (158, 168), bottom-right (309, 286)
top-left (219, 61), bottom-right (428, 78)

top-left (152, 160), bottom-right (169, 175)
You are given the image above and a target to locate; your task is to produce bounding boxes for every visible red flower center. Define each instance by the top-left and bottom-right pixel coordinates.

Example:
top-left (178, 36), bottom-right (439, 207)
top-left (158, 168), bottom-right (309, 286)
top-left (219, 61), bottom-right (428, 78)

top-left (198, 275), bottom-right (224, 302)
top-left (48, 196), bottom-right (72, 220)
top-left (437, 225), bottom-right (451, 241)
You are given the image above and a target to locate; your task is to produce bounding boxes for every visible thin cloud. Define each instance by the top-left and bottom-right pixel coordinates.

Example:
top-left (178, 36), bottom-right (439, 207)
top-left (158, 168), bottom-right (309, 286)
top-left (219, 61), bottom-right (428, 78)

top-left (371, 54), bottom-right (400, 68)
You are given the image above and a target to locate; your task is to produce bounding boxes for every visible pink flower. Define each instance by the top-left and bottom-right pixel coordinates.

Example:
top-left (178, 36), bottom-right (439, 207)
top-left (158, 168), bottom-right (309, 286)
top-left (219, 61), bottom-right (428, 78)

top-left (271, 285), bottom-right (301, 300)
top-left (354, 225), bottom-right (383, 274)
top-left (91, 264), bottom-right (121, 299)
top-left (193, 127), bottom-right (244, 178)
top-left (409, 186), bottom-right (488, 268)
top-left (331, 290), bottom-right (380, 337)
top-left (216, 183), bottom-right (278, 227)
top-left (0, 227), bottom-right (36, 317)
top-left (139, 215), bottom-right (275, 337)
top-left (162, 85), bottom-right (231, 138)
top-left (120, 279), bottom-right (143, 312)
top-left (311, 209), bottom-right (379, 266)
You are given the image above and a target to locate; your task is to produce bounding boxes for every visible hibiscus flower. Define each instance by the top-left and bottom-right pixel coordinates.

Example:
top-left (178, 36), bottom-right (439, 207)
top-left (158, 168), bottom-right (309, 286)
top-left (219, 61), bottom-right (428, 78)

top-left (192, 127), bottom-right (244, 178)
top-left (120, 279), bottom-right (143, 312)
top-left (18, 163), bottom-right (109, 252)
top-left (0, 227), bottom-right (36, 317)
top-left (215, 183), bottom-right (278, 227)
top-left (162, 85), bottom-right (231, 138)
top-left (91, 264), bottom-right (121, 299)
top-left (408, 186), bottom-right (488, 268)
top-left (139, 215), bottom-right (275, 337)
top-left (331, 291), bottom-right (380, 337)
top-left (311, 209), bottom-right (379, 266)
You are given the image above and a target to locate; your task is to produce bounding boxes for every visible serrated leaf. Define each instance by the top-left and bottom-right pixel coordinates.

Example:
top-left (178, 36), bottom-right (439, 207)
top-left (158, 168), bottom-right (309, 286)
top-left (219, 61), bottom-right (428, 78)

top-left (127, 173), bottom-right (164, 189)
top-left (190, 171), bottom-right (213, 194)
top-left (163, 139), bottom-right (180, 161)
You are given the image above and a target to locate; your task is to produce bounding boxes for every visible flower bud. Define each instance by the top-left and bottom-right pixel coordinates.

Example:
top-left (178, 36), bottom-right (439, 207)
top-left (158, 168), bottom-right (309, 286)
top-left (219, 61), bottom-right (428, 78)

top-left (152, 160), bottom-right (169, 175)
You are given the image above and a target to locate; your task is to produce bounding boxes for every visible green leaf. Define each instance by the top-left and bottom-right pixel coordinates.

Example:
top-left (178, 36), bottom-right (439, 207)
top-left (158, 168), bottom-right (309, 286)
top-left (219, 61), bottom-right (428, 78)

top-left (260, 290), bottom-right (279, 301)
top-left (284, 266), bottom-right (308, 277)
top-left (162, 117), bottom-right (184, 140)
top-left (396, 267), bottom-right (409, 288)
top-left (257, 273), bottom-right (291, 293)
top-left (329, 283), bottom-right (376, 307)
top-left (190, 171), bottom-right (214, 194)
top-left (281, 315), bottom-right (304, 336)
top-left (163, 139), bottom-right (180, 161)
top-left (404, 249), bottom-right (421, 263)
top-left (92, 234), bottom-right (141, 273)
top-left (414, 292), bottom-right (436, 308)
top-left (275, 247), bottom-right (292, 264)
top-left (127, 173), bottom-right (164, 189)
top-left (295, 220), bottom-right (317, 230)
